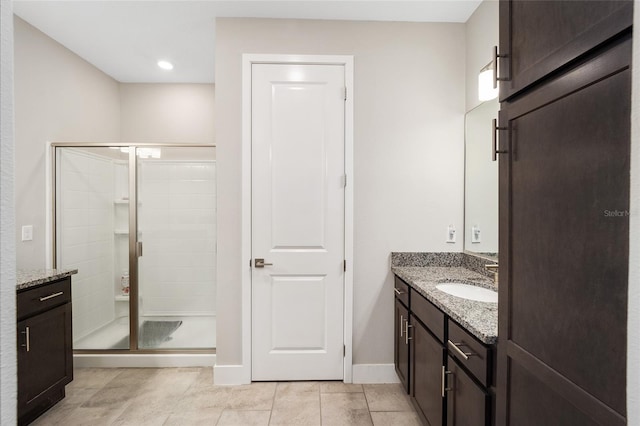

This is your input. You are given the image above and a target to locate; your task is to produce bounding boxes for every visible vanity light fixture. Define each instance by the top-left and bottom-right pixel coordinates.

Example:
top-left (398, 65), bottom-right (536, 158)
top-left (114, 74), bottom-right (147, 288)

top-left (157, 60), bottom-right (174, 71)
top-left (478, 61), bottom-right (499, 101)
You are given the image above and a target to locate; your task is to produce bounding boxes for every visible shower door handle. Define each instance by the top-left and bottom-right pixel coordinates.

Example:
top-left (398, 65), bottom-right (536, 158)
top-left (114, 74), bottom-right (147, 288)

top-left (137, 241), bottom-right (143, 257)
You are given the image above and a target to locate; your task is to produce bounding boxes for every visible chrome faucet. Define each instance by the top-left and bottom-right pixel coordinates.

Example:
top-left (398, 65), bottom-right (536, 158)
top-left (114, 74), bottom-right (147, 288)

top-left (485, 264), bottom-right (499, 286)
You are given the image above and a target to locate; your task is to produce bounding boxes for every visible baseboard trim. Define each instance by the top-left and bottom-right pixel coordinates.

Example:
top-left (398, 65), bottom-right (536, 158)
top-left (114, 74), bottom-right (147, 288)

top-left (74, 353), bottom-right (216, 368)
top-left (352, 364), bottom-right (400, 384)
top-left (213, 364), bottom-right (251, 385)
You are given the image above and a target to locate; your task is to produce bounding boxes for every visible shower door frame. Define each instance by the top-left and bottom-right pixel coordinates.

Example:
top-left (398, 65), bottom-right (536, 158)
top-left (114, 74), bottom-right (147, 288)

top-left (51, 142), bottom-right (217, 355)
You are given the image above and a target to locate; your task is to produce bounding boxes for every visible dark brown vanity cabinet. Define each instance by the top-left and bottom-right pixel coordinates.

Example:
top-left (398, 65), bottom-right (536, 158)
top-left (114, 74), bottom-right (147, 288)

top-left (446, 321), bottom-right (492, 426)
top-left (17, 278), bottom-right (73, 425)
top-left (497, 0), bottom-right (632, 101)
top-left (497, 1), bottom-right (632, 425)
top-left (446, 356), bottom-right (489, 426)
top-left (394, 276), bottom-right (494, 426)
top-left (394, 297), bottom-right (410, 392)
top-left (410, 316), bottom-right (444, 426)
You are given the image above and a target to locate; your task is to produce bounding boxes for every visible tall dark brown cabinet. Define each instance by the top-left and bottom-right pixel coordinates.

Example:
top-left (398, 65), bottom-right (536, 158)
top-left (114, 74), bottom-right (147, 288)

top-left (496, 1), bottom-right (633, 425)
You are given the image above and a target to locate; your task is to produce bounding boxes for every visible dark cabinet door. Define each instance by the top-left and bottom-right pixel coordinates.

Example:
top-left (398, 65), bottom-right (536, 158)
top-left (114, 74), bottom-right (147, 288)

top-left (446, 356), bottom-right (489, 426)
top-left (498, 0), bottom-right (632, 101)
top-left (411, 317), bottom-right (444, 426)
top-left (394, 298), bottom-right (409, 392)
top-left (17, 303), bottom-right (73, 420)
top-left (496, 36), bottom-right (631, 426)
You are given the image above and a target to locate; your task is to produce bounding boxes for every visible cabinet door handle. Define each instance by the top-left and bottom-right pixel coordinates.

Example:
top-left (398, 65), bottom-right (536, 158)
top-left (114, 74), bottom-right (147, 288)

top-left (448, 340), bottom-right (476, 360)
top-left (493, 45), bottom-right (509, 88)
top-left (492, 119), bottom-right (508, 161)
top-left (21, 327), bottom-right (30, 352)
top-left (441, 366), bottom-right (453, 397)
top-left (400, 315), bottom-right (404, 337)
top-left (393, 287), bottom-right (405, 296)
top-left (39, 291), bottom-right (64, 302)
top-left (405, 322), bottom-right (413, 345)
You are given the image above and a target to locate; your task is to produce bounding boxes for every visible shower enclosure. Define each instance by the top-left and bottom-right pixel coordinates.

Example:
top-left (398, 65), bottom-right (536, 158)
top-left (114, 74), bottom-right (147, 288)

top-left (52, 144), bottom-right (216, 353)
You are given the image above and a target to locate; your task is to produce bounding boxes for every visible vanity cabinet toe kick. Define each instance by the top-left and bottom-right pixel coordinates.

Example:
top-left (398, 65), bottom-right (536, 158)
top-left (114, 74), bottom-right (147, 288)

top-left (393, 275), bottom-right (496, 426)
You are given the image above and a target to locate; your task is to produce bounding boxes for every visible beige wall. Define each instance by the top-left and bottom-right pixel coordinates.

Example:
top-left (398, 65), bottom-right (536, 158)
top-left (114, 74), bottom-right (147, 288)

top-left (14, 18), bottom-right (216, 269)
top-left (1, 0), bottom-right (16, 422)
top-left (215, 18), bottom-right (466, 367)
top-left (465, 0), bottom-right (498, 112)
top-left (14, 17), bottom-right (121, 269)
top-left (120, 83), bottom-right (215, 143)
top-left (628, 3), bottom-right (639, 424)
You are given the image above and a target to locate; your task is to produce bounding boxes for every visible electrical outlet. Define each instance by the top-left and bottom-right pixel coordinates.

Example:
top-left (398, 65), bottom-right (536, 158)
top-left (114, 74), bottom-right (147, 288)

top-left (471, 225), bottom-right (481, 243)
top-left (22, 225), bottom-right (33, 241)
top-left (446, 224), bottom-right (456, 243)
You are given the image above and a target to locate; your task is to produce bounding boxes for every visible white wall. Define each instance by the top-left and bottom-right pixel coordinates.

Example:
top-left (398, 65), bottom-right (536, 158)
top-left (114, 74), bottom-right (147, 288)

top-left (465, 0), bottom-right (499, 112)
top-left (14, 17), bottom-right (121, 270)
top-left (215, 18), bottom-right (465, 368)
top-left (627, 4), bottom-right (639, 425)
top-left (119, 84), bottom-right (215, 144)
top-left (0, 0), bottom-right (16, 423)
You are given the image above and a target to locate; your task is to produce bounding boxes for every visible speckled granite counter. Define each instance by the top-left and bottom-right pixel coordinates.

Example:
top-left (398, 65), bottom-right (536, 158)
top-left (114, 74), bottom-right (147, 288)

top-left (392, 256), bottom-right (498, 345)
top-left (17, 269), bottom-right (78, 291)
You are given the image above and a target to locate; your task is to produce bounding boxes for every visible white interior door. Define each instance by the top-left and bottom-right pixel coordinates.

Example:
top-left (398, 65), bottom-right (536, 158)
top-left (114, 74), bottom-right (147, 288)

top-left (251, 63), bottom-right (346, 381)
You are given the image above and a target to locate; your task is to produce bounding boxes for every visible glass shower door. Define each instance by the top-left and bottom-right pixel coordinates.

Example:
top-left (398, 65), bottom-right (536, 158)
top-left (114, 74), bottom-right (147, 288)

top-left (135, 146), bottom-right (216, 349)
top-left (55, 146), bottom-right (131, 350)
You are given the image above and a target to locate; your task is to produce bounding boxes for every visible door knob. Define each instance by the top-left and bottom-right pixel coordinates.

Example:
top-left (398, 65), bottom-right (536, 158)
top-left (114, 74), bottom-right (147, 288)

top-left (254, 258), bottom-right (273, 268)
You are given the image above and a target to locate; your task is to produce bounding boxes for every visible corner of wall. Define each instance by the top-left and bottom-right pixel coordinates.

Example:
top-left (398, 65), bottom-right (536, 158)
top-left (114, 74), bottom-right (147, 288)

top-left (0, 0), bottom-right (17, 422)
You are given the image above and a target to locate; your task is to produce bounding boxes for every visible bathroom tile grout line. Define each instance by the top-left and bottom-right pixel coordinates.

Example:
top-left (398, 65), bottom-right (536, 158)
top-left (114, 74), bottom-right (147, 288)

top-left (362, 385), bottom-right (375, 425)
top-left (34, 369), bottom-right (421, 425)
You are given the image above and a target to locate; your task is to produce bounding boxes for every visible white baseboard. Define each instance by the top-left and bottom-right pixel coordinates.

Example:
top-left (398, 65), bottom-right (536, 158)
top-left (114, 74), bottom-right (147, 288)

top-left (213, 364), bottom-right (251, 385)
top-left (352, 364), bottom-right (400, 384)
top-left (74, 353), bottom-right (216, 368)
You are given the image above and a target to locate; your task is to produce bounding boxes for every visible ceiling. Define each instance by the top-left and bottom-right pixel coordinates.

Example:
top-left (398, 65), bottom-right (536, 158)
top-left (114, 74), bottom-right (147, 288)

top-left (13, 1), bottom-right (482, 84)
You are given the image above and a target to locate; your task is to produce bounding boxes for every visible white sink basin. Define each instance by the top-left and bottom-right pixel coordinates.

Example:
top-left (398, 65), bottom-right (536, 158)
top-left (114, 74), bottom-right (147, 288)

top-left (435, 283), bottom-right (498, 303)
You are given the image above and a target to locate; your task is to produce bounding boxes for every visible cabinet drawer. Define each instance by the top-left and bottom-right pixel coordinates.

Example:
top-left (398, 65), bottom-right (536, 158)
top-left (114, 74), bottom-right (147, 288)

top-left (18, 278), bottom-right (71, 320)
top-left (447, 320), bottom-right (491, 387)
top-left (411, 292), bottom-right (445, 344)
top-left (393, 276), bottom-right (409, 307)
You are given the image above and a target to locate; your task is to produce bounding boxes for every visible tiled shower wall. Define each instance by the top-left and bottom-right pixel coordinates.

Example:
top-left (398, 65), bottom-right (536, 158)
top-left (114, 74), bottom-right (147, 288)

top-left (58, 149), bottom-right (115, 340)
top-left (138, 161), bottom-right (216, 316)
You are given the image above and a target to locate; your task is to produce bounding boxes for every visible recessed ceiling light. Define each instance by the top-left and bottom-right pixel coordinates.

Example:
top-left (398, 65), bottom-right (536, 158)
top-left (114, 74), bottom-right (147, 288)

top-left (157, 60), bottom-right (174, 70)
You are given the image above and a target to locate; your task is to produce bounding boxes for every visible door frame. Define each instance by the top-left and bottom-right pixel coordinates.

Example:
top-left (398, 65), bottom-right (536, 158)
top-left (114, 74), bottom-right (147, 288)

top-left (241, 54), bottom-right (354, 382)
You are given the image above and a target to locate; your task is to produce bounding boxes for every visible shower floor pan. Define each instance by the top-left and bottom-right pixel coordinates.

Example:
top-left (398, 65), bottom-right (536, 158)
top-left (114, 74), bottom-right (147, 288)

top-left (73, 315), bottom-right (216, 350)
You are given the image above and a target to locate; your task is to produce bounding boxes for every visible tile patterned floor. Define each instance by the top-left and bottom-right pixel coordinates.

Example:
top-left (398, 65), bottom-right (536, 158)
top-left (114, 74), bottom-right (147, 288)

top-left (33, 368), bottom-right (421, 425)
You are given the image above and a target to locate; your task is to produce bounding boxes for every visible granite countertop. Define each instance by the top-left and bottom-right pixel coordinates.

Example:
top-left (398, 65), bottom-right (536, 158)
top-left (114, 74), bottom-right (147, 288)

top-left (392, 265), bottom-right (498, 344)
top-left (17, 269), bottom-right (78, 291)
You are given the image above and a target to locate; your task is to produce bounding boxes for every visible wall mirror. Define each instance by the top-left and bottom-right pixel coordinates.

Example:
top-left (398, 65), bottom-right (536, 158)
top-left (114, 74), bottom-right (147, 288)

top-left (464, 98), bottom-right (499, 260)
